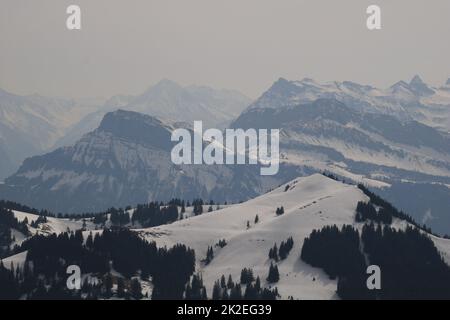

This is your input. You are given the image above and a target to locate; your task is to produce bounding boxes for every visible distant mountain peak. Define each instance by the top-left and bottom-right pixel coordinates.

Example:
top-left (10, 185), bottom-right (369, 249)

top-left (142, 79), bottom-right (183, 95)
top-left (410, 75), bottom-right (425, 85)
top-left (99, 109), bottom-right (167, 132)
top-left (390, 80), bottom-right (410, 89)
top-left (409, 75), bottom-right (435, 96)
top-left (274, 77), bottom-right (291, 86)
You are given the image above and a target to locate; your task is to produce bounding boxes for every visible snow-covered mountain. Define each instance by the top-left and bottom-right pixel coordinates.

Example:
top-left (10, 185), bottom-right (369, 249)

top-left (137, 174), bottom-right (450, 299)
top-left (0, 110), bottom-right (268, 213)
top-left (53, 80), bottom-right (251, 148)
top-left (3, 175), bottom-right (450, 299)
top-left (232, 79), bottom-right (450, 235)
top-left (0, 88), bottom-right (101, 180)
top-left (3, 77), bottom-right (450, 234)
top-left (248, 76), bottom-right (450, 132)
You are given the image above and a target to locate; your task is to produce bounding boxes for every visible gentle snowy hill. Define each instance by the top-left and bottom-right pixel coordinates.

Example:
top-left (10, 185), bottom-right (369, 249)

top-left (137, 174), bottom-right (450, 299)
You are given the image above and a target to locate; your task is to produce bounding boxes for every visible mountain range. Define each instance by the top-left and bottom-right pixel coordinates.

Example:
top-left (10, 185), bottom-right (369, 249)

top-left (0, 110), bottom-right (270, 213)
top-left (1, 76), bottom-right (450, 235)
top-left (0, 88), bottom-right (99, 180)
top-left (0, 81), bottom-right (251, 180)
top-left (52, 80), bottom-right (251, 149)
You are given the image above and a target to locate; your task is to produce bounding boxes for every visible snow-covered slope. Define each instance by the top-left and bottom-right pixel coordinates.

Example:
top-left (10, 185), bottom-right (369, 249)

top-left (136, 174), bottom-right (450, 299)
top-left (232, 81), bottom-right (450, 235)
top-left (12, 210), bottom-right (94, 238)
top-left (247, 76), bottom-right (450, 133)
top-left (137, 174), bottom-right (450, 299)
top-left (2, 174), bottom-right (450, 299)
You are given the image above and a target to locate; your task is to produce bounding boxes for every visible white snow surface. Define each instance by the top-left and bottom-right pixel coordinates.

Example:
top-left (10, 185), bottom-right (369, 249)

top-left (3, 174), bottom-right (450, 300)
top-left (137, 174), bottom-right (450, 299)
top-left (138, 174), bottom-right (367, 299)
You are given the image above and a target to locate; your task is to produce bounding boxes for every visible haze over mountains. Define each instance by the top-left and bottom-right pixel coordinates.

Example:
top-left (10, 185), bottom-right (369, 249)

top-left (0, 110), bottom-right (268, 213)
top-left (52, 80), bottom-right (251, 149)
top-left (0, 81), bottom-right (251, 180)
top-left (1, 76), bottom-right (450, 234)
top-left (0, 88), bottom-right (99, 180)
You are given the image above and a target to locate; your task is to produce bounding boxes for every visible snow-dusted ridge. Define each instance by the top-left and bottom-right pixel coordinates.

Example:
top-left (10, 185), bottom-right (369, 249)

top-left (2, 174), bottom-right (450, 299)
top-left (137, 174), bottom-right (450, 299)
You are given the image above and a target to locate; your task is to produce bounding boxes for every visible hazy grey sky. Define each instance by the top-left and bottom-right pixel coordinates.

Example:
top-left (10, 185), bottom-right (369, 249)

top-left (1, 0), bottom-right (450, 99)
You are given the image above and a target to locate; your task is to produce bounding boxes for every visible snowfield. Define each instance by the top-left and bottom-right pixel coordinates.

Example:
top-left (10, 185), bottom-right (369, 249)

top-left (138, 174), bottom-right (450, 299)
top-left (12, 210), bottom-right (95, 236)
top-left (2, 174), bottom-right (450, 299)
top-left (138, 174), bottom-right (368, 299)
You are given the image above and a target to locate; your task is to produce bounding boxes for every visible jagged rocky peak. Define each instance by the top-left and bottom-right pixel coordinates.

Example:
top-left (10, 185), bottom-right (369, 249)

top-left (409, 75), bottom-right (435, 96)
top-left (390, 80), bottom-right (411, 90)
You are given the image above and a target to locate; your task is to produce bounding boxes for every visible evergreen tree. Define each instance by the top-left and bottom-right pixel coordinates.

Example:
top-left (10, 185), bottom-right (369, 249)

top-left (230, 284), bottom-right (242, 300)
top-left (103, 273), bottom-right (113, 298)
top-left (267, 263), bottom-right (280, 283)
top-left (117, 278), bottom-right (125, 298)
top-left (220, 275), bottom-right (226, 288)
top-left (185, 274), bottom-right (207, 300)
top-left (212, 280), bottom-right (222, 300)
top-left (276, 207), bottom-right (285, 216)
top-left (255, 276), bottom-right (261, 292)
top-left (205, 246), bottom-right (214, 264)
top-left (269, 244), bottom-right (279, 261)
top-left (130, 278), bottom-right (142, 300)
top-left (240, 268), bottom-right (255, 285)
top-left (227, 275), bottom-right (234, 289)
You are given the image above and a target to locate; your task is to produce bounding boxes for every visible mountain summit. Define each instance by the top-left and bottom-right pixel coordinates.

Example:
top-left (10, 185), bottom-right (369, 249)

top-left (409, 75), bottom-right (435, 96)
top-left (0, 110), bottom-right (265, 213)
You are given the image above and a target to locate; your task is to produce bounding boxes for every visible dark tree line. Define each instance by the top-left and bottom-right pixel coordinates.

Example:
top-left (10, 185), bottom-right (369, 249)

top-left (300, 223), bottom-right (450, 299)
top-left (358, 184), bottom-right (434, 234)
top-left (355, 201), bottom-right (392, 225)
top-left (0, 208), bottom-right (30, 258)
top-left (0, 261), bottom-right (20, 299)
top-left (300, 225), bottom-right (370, 299)
top-left (361, 223), bottom-right (450, 299)
top-left (109, 208), bottom-right (131, 226)
top-left (212, 272), bottom-right (278, 300)
top-left (132, 203), bottom-right (179, 228)
top-left (151, 244), bottom-right (196, 300)
top-left (269, 237), bottom-right (294, 262)
top-left (185, 273), bottom-right (207, 300)
top-left (192, 199), bottom-right (204, 216)
top-left (0, 200), bottom-right (54, 218)
top-left (1, 228), bottom-right (196, 300)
